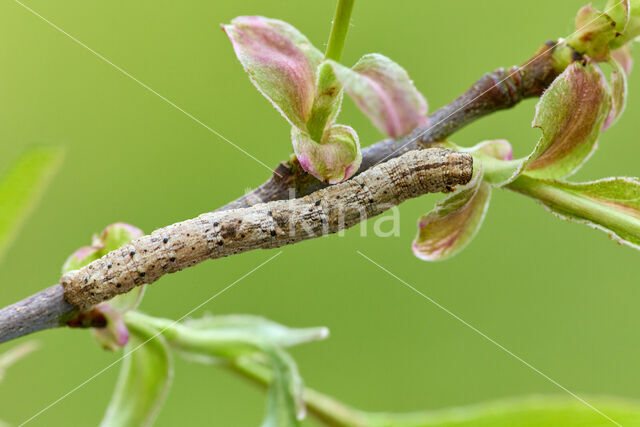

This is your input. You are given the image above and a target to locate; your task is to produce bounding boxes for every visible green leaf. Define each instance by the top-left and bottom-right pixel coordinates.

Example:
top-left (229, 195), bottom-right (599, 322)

top-left (183, 314), bottom-right (329, 348)
top-left (62, 222), bottom-right (143, 275)
top-left (100, 322), bottom-right (172, 427)
top-left (609, 0), bottom-right (640, 49)
top-left (524, 62), bottom-right (609, 179)
top-left (567, 5), bottom-right (617, 61)
top-left (413, 165), bottom-right (492, 261)
top-left (257, 348), bottom-right (302, 427)
top-left (222, 16), bottom-right (324, 130)
top-left (509, 175), bottom-right (640, 250)
top-left (306, 61), bottom-right (344, 142)
top-left (126, 312), bottom-right (328, 425)
top-left (442, 140), bottom-right (521, 187)
top-left (0, 147), bottom-right (63, 261)
top-left (364, 396), bottom-right (640, 426)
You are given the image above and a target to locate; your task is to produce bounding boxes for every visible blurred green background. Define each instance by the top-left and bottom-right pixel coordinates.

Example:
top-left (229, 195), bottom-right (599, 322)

top-left (1, 0), bottom-right (639, 425)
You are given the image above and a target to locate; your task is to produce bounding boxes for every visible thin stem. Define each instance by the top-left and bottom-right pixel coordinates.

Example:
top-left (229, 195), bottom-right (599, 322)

top-left (324, 0), bottom-right (355, 62)
top-left (231, 359), bottom-right (370, 427)
top-left (507, 175), bottom-right (640, 240)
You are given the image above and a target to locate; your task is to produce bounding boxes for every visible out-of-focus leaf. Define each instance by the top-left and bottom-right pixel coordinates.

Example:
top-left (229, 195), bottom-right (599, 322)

top-left (364, 396), bottom-right (640, 426)
top-left (603, 59), bottom-right (628, 131)
top-left (222, 16), bottom-right (323, 130)
top-left (567, 5), bottom-right (617, 61)
top-left (524, 62), bottom-right (609, 179)
top-left (509, 175), bottom-right (640, 250)
top-left (413, 166), bottom-right (491, 261)
top-left (126, 312), bottom-right (329, 424)
top-left (183, 314), bottom-right (329, 348)
top-left (100, 322), bottom-right (172, 427)
top-left (0, 147), bottom-right (63, 261)
top-left (258, 348), bottom-right (302, 427)
top-left (0, 341), bottom-right (38, 383)
top-left (292, 124), bottom-right (361, 184)
top-left (609, 0), bottom-right (640, 49)
top-left (328, 54), bottom-right (428, 138)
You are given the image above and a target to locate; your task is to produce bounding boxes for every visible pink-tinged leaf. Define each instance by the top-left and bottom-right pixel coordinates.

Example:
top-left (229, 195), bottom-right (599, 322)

top-left (611, 44), bottom-right (633, 75)
top-left (568, 5), bottom-right (617, 61)
top-left (413, 166), bottom-right (491, 261)
top-left (101, 222), bottom-right (144, 250)
top-left (292, 124), bottom-right (361, 184)
top-left (62, 222), bottom-right (144, 274)
top-left (467, 139), bottom-right (513, 161)
top-left (62, 245), bottom-right (102, 274)
top-left (525, 62), bottom-right (609, 179)
top-left (62, 222), bottom-right (146, 349)
top-left (328, 54), bottom-right (428, 138)
top-left (603, 59), bottom-right (628, 131)
top-left (222, 16), bottom-right (323, 130)
top-left (93, 304), bottom-right (130, 351)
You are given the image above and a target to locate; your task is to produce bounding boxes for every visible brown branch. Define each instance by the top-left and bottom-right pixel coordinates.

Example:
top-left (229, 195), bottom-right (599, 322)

top-left (1, 149), bottom-right (471, 342)
top-left (0, 41), bottom-right (562, 345)
top-left (219, 41), bottom-right (560, 212)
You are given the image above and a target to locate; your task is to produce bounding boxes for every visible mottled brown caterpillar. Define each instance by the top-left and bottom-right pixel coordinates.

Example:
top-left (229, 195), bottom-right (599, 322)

top-left (61, 148), bottom-right (472, 310)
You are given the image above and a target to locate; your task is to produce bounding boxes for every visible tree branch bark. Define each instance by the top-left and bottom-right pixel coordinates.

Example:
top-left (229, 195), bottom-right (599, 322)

top-left (0, 41), bottom-right (562, 345)
top-left (219, 41), bottom-right (559, 211)
top-left (1, 149), bottom-right (471, 342)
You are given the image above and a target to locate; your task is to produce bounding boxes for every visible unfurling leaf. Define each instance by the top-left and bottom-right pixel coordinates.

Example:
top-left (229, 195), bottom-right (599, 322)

top-left (100, 322), bottom-right (172, 427)
top-left (259, 348), bottom-right (302, 427)
top-left (443, 140), bottom-right (521, 187)
top-left (222, 16), bottom-right (323, 129)
top-left (524, 62), bottom-right (609, 179)
top-left (603, 59), bottom-right (628, 131)
top-left (510, 175), bottom-right (640, 250)
top-left (183, 314), bottom-right (329, 348)
top-left (608, 0), bottom-right (640, 49)
top-left (125, 312), bottom-right (329, 425)
top-left (567, 5), bottom-right (617, 61)
top-left (292, 124), bottom-right (361, 184)
top-left (328, 54), bottom-right (428, 138)
top-left (0, 147), bottom-right (63, 261)
top-left (62, 222), bottom-right (144, 274)
top-left (612, 44), bottom-right (633, 75)
top-left (306, 62), bottom-right (344, 142)
top-left (413, 166), bottom-right (491, 261)
top-left (63, 222), bottom-right (145, 350)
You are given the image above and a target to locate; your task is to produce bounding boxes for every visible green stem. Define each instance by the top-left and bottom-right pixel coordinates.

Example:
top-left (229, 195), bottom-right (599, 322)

top-left (507, 175), bottom-right (640, 240)
top-left (324, 0), bottom-right (355, 62)
top-left (231, 359), bottom-right (370, 427)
